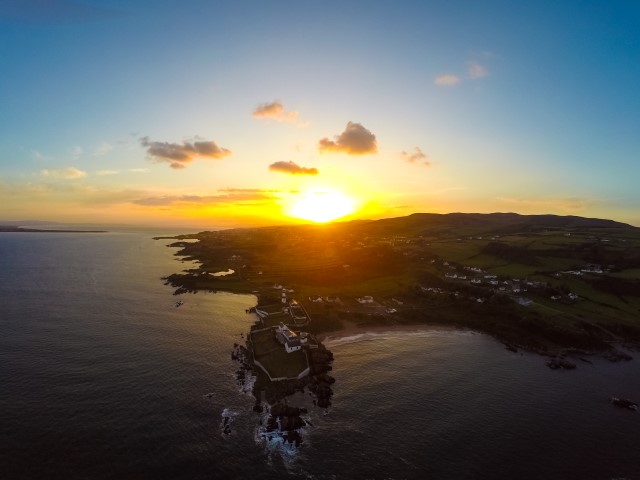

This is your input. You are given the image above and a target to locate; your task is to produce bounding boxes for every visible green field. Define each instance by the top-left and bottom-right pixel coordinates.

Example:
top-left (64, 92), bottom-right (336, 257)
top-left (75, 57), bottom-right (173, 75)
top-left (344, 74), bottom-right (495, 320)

top-left (250, 328), bottom-right (308, 379)
top-left (166, 212), bottom-right (640, 350)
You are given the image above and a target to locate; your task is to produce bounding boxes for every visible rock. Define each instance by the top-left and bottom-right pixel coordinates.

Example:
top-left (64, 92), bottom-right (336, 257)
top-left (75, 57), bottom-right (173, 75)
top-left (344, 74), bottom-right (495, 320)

top-left (603, 349), bottom-right (633, 362)
top-left (504, 343), bottom-right (518, 353)
top-left (611, 396), bottom-right (638, 410)
top-left (546, 357), bottom-right (577, 370)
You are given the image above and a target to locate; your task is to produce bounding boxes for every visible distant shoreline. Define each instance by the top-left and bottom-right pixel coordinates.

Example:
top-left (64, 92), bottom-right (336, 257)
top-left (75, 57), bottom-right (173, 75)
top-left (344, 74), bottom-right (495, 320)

top-left (0, 226), bottom-right (107, 233)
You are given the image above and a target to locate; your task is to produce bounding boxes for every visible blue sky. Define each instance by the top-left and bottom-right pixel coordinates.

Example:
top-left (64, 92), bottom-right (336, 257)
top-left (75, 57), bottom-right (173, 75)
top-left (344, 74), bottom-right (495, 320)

top-left (1, 0), bottom-right (639, 227)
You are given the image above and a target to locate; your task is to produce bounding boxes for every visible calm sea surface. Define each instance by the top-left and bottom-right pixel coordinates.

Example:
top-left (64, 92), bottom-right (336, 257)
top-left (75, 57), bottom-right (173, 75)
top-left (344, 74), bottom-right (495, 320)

top-left (1, 232), bottom-right (639, 480)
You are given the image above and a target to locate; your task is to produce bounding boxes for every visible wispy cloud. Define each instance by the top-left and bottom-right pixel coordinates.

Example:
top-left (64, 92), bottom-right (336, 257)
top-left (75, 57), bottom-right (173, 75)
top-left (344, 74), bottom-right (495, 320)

top-left (128, 168), bottom-right (148, 173)
top-left (318, 122), bottom-right (378, 155)
top-left (401, 147), bottom-right (430, 166)
top-left (140, 136), bottom-right (231, 169)
top-left (252, 101), bottom-right (302, 124)
top-left (132, 191), bottom-right (278, 207)
top-left (218, 188), bottom-right (281, 193)
top-left (71, 145), bottom-right (83, 159)
top-left (435, 59), bottom-right (489, 86)
top-left (41, 166), bottom-right (87, 179)
top-left (93, 142), bottom-right (113, 156)
top-left (434, 74), bottom-right (460, 86)
top-left (268, 161), bottom-right (319, 176)
top-left (31, 150), bottom-right (50, 161)
top-left (468, 61), bottom-right (488, 79)
top-left (96, 169), bottom-right (119, 176)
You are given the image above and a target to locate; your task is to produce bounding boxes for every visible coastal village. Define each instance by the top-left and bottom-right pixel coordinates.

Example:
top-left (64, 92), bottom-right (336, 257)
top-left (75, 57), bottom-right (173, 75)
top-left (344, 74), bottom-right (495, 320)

top-left (164, 213), bottom-right (640, 368)
top-left (161, 213), bottom-right (640, 446)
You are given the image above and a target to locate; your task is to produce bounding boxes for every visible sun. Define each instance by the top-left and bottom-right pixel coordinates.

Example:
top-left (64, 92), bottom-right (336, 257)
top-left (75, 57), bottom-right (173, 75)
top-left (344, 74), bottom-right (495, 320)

top-left (286, 189), bottom-right (357, 223)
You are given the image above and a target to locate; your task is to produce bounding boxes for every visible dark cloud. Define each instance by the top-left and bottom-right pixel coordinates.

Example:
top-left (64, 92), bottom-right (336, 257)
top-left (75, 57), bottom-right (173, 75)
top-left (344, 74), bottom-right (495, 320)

top-left (140, 136), bottom-right (231, 169)
top-left (268, 161), bottom-right (319, 176)
top-left (318, 122), bottom-right (377, 155)
top-left (401, 147), bottom-right (430, 166)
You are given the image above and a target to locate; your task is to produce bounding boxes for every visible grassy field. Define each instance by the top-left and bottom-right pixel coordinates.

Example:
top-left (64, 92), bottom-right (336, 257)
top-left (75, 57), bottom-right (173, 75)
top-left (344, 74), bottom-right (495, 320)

top-left (250, 328), bottom-right (308, 379)
top-left (166, 213), bottom-right (640, 349)
top-left (610, 268), bottom-right (640, 279)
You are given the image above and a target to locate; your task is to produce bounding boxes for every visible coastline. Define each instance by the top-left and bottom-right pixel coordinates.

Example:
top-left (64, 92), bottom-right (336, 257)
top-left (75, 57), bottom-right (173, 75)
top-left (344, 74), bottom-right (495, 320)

top-left (316, 320), bottom-right (466, 343)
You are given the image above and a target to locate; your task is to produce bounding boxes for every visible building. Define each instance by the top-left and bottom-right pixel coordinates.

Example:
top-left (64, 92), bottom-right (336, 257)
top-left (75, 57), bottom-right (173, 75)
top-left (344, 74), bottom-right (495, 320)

top-left (357, 295), bottom-right (374, 304)
top-left (276, 323), bottom-right (302, 353)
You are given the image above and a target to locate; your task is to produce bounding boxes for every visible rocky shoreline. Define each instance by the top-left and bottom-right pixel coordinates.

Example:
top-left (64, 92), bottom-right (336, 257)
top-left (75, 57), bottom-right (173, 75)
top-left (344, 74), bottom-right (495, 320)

top-left (230, 315), bottom-right (336, 448)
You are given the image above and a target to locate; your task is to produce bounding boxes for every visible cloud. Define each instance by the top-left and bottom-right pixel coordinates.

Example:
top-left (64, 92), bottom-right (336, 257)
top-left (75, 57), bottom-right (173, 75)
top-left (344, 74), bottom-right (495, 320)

top-left (41, 166), bottom-right (87, 179)
top-left (468, 61), bottom-right (488, 79)
top-left (140, 136), bottom-right (231, 169)
top-left (71, 145), bottom-right (83, 159)
top-left (318, 122), bottom-right (378, 155)
top-left (93, 142), bottom-right (113, 156)
top-left (401, 147), bottom-right (430, 166)
top-left (96, 169), bottom-right (119, 176)
top-left (252, 101), bottom-right (300, 123)
top-left (434, 74), bottom-right (460, 86)
top-left (218, 188), bottom-right (283, 193)
top-left (268, 161), bottom-right (319, 176)
top-left (128, 168), bottom-right (148, 173)
top-left (132, 191), bottom-right (278, 207)
top-left (31, 150), bottom-right (50, 161)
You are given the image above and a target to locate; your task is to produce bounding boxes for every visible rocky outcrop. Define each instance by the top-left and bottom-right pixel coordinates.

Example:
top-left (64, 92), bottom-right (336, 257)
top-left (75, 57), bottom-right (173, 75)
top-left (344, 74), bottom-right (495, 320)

top-left (546, 356), bottom-right (577, 370)
top-left (264, 403), bottom-right (308, 447)
top-left (602, 349), bottom-right (633, 362)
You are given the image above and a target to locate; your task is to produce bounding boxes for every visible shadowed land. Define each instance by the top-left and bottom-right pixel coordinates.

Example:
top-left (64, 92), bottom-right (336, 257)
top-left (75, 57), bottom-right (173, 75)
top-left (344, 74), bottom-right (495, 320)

top-left (161, 212), bottom-right (640, 359)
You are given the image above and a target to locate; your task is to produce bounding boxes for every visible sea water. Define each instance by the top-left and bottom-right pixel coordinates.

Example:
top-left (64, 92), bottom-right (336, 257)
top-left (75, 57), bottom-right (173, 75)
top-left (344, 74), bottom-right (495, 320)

top-left (1, 232), bottom-right (639, 479)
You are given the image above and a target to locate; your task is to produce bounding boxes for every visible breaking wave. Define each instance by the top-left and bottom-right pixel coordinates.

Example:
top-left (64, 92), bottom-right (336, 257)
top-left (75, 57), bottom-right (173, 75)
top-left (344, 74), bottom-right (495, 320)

top-left (322, 328), bottom-right (475, 348)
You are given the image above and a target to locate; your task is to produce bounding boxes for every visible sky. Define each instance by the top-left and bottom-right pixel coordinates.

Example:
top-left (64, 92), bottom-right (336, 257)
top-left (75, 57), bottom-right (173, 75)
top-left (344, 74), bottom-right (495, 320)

top-left (1, 0), bottom-right (639, 228)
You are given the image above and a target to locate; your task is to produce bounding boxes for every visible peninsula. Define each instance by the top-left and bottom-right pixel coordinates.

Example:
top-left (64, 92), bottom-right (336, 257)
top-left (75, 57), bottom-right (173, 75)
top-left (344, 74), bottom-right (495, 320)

top-left (163, 213), bottom-right (640, 358)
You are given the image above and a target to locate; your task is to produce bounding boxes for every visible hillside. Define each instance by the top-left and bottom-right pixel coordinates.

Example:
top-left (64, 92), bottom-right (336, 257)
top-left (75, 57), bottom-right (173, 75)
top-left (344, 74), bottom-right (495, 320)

top-left (163, 213), bottom-right (640, 356)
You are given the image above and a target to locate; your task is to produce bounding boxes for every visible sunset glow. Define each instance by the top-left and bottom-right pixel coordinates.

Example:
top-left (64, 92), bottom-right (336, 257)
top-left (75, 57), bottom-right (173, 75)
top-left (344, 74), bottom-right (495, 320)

top-left (286, 190), bottom-right (357, 223)
top-left (0, 2), bottom-right (639, 227)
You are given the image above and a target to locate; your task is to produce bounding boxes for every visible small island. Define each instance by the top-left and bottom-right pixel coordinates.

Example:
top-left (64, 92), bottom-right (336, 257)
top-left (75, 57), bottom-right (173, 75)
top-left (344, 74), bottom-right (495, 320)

top-left (164, 212), bottom-right (640, 362)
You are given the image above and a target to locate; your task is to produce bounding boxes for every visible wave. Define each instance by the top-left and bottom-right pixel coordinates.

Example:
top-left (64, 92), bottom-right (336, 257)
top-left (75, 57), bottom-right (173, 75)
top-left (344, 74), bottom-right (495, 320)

top-left (220, 408), bottom-right (239, 437)
top-left (323, 328), bottom-right (476, 348)
top-left (253, 402), bottom-right (317, 469)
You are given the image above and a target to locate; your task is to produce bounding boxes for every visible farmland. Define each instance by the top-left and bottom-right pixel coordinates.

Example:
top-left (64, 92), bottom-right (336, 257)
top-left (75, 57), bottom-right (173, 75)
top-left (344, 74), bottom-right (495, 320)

top-left (163, 213), bottom-right (640, 353)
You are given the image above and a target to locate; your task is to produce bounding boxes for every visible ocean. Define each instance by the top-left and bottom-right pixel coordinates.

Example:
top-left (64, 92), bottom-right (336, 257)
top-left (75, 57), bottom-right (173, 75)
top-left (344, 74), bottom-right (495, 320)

top-left (1, 231), bottom-right (639, 480)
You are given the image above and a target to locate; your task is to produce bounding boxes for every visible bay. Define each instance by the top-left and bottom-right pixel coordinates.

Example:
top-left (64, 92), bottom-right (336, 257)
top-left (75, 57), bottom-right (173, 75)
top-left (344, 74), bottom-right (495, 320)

top-left (1, 232), bottom-right (639, 479)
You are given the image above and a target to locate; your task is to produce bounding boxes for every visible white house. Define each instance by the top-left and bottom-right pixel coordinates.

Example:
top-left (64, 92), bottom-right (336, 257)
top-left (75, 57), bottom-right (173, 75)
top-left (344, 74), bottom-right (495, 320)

top-left (357, 295), bottom-right (374, 304)
top-left (276, 323), bottom-right (302, 353)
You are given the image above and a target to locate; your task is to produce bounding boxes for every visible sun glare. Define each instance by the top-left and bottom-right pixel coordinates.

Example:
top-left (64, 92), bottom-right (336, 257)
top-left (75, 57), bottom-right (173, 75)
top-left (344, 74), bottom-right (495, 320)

top-left (287, 190), bottom-right (357, 223)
